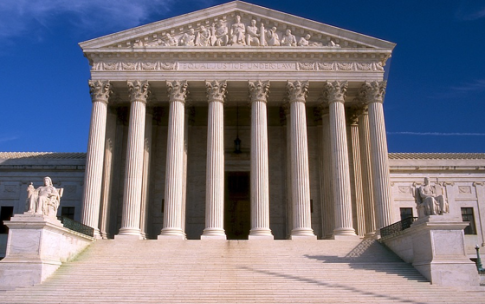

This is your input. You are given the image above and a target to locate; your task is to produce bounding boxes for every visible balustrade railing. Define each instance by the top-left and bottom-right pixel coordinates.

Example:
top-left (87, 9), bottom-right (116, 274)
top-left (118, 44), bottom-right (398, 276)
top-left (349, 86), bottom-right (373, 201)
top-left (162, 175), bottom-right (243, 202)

top-left (380, 217), bottom-right (418, 238)
top-left (57, 216), bottom-right (95, 237)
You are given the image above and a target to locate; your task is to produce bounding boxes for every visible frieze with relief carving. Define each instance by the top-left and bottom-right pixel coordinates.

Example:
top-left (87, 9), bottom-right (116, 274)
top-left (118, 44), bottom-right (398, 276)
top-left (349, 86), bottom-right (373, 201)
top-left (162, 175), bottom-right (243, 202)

top-left (92, 60), bottom-right (384, 72)
top-left (106, 15), bottom-right (349, 49)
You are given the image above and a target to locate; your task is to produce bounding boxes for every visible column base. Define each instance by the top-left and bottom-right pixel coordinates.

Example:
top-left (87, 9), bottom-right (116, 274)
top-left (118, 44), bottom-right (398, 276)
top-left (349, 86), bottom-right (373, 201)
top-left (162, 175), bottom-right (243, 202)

top-left (201, 228), bottom-right (226, 240)
top-left (158, 228), bottom-right (186, 240)
top-left (249, 228), bottom-right (274, 240)
top-left (290, 228), bottom-right (316, 240)
top-left (333, 227), bottom-right (357, 237)
top-left (116, 227), bottom-right (143, 240)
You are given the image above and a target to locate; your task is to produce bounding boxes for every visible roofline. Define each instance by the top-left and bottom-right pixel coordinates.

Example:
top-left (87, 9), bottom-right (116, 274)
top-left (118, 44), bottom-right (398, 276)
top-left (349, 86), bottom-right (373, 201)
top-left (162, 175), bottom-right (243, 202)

top-left (79, 1), bottom-right (396, 51)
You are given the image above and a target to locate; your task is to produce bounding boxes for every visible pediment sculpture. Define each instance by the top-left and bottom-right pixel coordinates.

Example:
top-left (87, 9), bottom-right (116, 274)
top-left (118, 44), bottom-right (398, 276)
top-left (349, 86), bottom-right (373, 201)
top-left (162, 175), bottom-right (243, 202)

top-left (26, 177), bottom-right (63, 217)
top-left (412, 177), bottom-right (449, 218)
top-left (123, 15), bottom-right (341, 49)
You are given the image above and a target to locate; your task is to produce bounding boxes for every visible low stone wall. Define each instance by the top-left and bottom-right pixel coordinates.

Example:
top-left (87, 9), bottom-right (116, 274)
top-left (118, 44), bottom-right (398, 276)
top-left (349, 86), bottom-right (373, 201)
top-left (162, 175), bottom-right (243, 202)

top-left (0, 213), bottom-right (94, 290)
top-left (381, 214), bottom-right (479, 287)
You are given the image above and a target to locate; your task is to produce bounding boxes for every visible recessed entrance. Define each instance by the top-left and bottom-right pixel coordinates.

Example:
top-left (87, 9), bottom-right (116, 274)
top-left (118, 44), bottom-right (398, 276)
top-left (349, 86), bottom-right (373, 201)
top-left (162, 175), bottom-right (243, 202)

top-left (225, 171), bottom-right (250, 239)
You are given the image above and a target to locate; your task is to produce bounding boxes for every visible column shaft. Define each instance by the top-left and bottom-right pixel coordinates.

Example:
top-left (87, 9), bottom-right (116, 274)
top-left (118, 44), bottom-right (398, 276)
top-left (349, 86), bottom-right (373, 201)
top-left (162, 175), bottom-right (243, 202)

top-left (139, 111), bottom-right (153, 239)
top-left (284, 105), bottom-right (293, 238)
top-left (368, 102), bottom-right (393, 229)
top-left (329, 101), bottom-right (356, 236)
top-left (118, 100), bottom-right (146, 238)
top-left (248, 81), bottom-right (273, 239)
top-left (160, 81), bottom-right (188, 239)
top-left (348, 121), bottom-right (365, 236)
top-left (321, 111), bottom-right (335, 239)
top-left (358, 110), bottom-right (376, 236)
top-left (202, 99), bottom-right (226, 238)
top-left (99, 108), bottom-right (117, 239)
top-left (288, 81), bottom-right (315, 239)
top-left (81, 80), bottom-right (110, 238)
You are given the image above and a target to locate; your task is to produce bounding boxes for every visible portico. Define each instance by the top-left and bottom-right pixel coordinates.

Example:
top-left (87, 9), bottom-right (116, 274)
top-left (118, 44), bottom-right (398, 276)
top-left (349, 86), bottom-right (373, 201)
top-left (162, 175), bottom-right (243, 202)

top-left (78, 1), bottom-right (395, 240)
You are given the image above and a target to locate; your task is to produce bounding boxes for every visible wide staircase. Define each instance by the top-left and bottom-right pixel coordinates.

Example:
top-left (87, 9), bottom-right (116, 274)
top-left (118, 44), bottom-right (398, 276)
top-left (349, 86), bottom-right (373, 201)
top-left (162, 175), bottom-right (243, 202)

top-left (1, 238), bottom-right (485, 303)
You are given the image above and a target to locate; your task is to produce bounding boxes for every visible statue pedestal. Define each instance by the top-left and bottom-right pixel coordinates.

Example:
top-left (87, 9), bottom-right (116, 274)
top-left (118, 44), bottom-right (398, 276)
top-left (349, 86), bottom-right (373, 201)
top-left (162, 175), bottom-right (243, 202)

top-left (382, 214), bottom-right (479, 287)
top-left (0, 213), bottom-right (93, 291)
top-left (410, 215), bottom-right (479, 287)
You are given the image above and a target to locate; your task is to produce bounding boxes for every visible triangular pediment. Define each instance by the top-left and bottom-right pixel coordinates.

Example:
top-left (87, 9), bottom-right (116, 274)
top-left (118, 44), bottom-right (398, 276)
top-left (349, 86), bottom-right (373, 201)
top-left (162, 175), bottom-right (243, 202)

top-left (79, 1), bottom-right (395, 51)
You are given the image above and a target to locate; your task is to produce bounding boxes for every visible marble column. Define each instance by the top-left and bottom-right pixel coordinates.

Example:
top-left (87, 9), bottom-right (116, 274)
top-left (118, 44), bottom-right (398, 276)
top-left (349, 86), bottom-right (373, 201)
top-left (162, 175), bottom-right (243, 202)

top-left (139, 109), bottom-right (153, 239)
top-left (202, 81), bottom-right (227, 239)
top-left (358, 107), bottom-right (377, 236)
top-left (360, 81), bottom-right (393, 229)
top-left (248, 81), bottom-right (274, 239)
top-left (320, 107), bottom-right (335, 239)
top-left (283, 104), bottom-right (293, 238)
top-left (347, 111), bottom-right (365, 236)
top-left (81, 80), bottom-right (110, 238)
top-left (99, 107), bottom-right (117, 239)
top-left (288, 81), bottom-right (316, 239)
top-left (118, 80), bottom-right (149, 238)
top-left (322, 81), bottom-right (356, 237)
top-left (159, 81), bottom-right (188, 239)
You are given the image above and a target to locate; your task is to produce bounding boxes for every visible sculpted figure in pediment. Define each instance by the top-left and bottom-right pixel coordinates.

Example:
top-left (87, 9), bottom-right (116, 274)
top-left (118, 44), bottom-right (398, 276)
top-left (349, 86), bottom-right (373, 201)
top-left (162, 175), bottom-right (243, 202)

top-left (195, 26), bottom-right (211, 46)
top-left (246, 19), bottom-right (260, 46)
top-left (230, 15), bottom-right (246, 46)
top-left (281, 29), bottom-right (297, 46)
top-left (163, 33), bottom-right (178, 46)
top-left (213, 20), bottom-right (229, 46)
top-left (266, 27), bottom-right (280, 46)
top-left (298, 34), bottom-right (322, 47)
top-left (180, 29), bottom-right (196, 46)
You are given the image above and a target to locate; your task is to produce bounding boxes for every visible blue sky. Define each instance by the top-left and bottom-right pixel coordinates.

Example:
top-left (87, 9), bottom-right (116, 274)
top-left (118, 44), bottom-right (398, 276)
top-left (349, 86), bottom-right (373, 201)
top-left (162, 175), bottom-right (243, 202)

top-left (0, 0), bottom-right (484, 153)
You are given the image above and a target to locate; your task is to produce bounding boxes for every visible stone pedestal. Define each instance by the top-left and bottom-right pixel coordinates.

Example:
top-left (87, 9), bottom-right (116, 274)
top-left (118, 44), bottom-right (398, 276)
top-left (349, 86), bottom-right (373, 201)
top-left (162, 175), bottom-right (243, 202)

top-left (382, 214), bottom-right (479, 287)
top-left (0, 213), bottom-right (93, 290)
top-left (410, 215), bottom-right (479, 287)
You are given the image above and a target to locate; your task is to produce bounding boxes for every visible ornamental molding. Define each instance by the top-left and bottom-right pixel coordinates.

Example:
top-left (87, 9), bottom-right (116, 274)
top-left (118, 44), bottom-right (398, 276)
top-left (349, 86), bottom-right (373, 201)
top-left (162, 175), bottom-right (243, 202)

top-left (80, 2), bottom-right (395, 52)
top-left (92, 60), bottom-right (384, 72)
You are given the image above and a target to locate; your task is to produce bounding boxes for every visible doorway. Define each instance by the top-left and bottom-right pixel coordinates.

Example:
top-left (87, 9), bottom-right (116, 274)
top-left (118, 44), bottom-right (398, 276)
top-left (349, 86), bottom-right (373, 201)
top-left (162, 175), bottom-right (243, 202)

top-left (225, 172), bottom-right (250, 239)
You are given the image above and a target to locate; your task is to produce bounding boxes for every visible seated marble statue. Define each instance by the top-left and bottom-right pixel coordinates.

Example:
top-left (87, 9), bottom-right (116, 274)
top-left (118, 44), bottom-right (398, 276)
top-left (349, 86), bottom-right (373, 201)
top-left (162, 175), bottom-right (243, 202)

top-left (26, 177), bottom-right (61, 217)
top-left (414, 177), bottom-right (449, 217)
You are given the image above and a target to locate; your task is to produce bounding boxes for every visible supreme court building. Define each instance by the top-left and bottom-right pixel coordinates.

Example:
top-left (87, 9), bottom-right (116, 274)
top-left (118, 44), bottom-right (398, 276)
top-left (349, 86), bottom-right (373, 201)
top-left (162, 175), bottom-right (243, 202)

top-left (1, 1), bottom-right (485, 252)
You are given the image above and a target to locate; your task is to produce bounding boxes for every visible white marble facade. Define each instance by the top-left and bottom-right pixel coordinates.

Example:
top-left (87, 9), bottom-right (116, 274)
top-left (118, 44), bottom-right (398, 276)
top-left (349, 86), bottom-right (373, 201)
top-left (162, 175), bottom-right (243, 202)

top-left (1, 2), bottom-right (485, 258)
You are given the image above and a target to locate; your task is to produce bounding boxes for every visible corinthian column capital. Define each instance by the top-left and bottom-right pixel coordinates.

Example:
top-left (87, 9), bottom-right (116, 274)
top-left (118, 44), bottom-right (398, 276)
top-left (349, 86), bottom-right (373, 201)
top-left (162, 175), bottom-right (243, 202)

top-left (249, 80), bottom-right (270, 103)
top-left (322, 81), bottom-right (347, 105)
top-left (167, 80), bottom-right (188, 103)
top-left (206, 80), bottom-right (227, 103)
top-left (360, 81), bottom-right (387, 104)
top-left (89, 80), bottom-right (111, 104)
top-left (127, 80), bottom-right (150, 103)
top-left (287, 81), bottom-right (309, 103)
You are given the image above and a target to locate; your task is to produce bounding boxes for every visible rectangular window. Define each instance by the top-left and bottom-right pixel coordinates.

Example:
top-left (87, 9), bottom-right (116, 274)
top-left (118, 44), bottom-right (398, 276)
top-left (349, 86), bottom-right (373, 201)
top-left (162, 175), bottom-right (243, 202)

top-left (61, 207), bottom-right (75, 220)
top-left (461, 207), bottom-right (477, 235)
top-left (0, 206), bottom-right (14, 234)
top-left (400, 208), bottom-right (413, 221)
